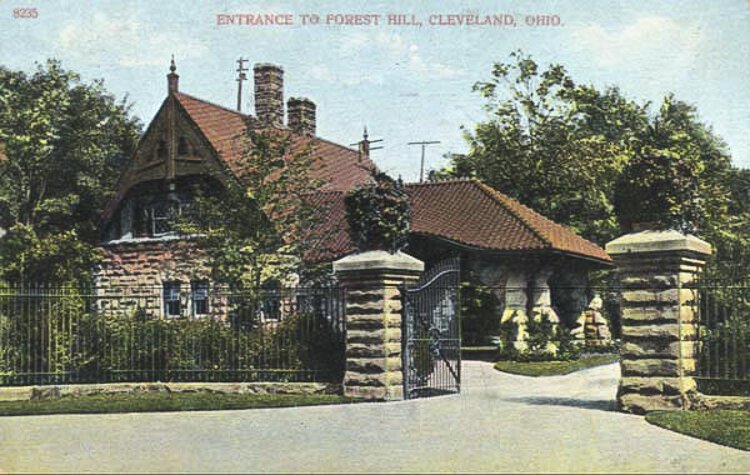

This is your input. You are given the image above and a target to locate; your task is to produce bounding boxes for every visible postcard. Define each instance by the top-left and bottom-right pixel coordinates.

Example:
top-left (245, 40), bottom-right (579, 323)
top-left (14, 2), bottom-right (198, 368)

top-left (0, 1), bottom-right (749, 473)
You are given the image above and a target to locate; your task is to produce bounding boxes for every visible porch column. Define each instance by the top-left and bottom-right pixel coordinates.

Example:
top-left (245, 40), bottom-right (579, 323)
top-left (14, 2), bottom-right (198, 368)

top-left (607, 230), bottom-right (711, 414)
top-left (529, 267), bottom-right (560, 325)
top-left (500, 272), bottom-right (529, 351)
top-left (333, 251), bottom-right (424, 400)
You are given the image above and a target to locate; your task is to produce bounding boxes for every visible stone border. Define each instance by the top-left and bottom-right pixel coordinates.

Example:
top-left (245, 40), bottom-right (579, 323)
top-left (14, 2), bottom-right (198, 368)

top-left (0, 381), bottom-right (341, 402)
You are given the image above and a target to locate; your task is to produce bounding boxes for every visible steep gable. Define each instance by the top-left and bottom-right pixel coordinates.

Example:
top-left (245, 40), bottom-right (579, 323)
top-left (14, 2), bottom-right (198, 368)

top-left (174, 92), bottom-right (374, 191)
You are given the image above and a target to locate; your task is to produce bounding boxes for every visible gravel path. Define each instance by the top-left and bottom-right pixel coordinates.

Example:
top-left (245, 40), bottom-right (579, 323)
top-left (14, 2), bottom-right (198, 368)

top-left (1, 361), bottom-right (749, 473)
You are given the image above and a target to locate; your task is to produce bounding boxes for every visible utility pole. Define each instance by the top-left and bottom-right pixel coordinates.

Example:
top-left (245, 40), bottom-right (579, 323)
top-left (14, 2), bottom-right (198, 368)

top-left (236, 57), bottom-right (249, 112)
top-left (408, 140), bottom-right (441, 183)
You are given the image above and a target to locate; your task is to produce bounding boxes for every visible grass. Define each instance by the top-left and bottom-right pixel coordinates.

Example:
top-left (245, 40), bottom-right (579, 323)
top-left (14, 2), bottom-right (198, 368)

top-left (0, 392), bottom-right (361, 417)
top-left (646, 410), bottom-right (750, 451)
top-left (493, 354), bottom-right (619, 377)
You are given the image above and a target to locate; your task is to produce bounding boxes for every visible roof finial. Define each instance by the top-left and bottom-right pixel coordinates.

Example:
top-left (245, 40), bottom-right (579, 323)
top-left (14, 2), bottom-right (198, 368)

top-left (363, 126), bottom-right (368, 141)
top-left (167, 55), bottom-right (179, 94)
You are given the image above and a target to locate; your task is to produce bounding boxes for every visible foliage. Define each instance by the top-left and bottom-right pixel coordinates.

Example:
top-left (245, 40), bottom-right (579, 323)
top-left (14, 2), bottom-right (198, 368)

top-left (524, 313), bottom-right (556, 359)
top-left (493, 354), bottom-right (619, 377)
top-left (439, 51), bottom-right (639, 244)
top-left (0, 393), bottom-right (359, 417)
top-left (459, 277), bottom-right (501, 346)
top-left (615, 95), bottom-right (731, 233)
top-left (411, 337), bottom-right (436, 387)
top-left (344, 170), bottom-right (411, 253)
top-left (498, 313), bottom-right (581, 362)
top-left (175, 127), bottom-right (324, 288)
top-left (0, 60), bottom-right (141, 283)
top-left (497, 317), bottom-right (520, 360)
top-left (0, 288), bottom-right (345, 385)
top-left (695, 286), bottom-right (750, 394)
top-left (646, 410), bottom-right (750, 452)
top-left (440, 51), bottom-right (734, 245)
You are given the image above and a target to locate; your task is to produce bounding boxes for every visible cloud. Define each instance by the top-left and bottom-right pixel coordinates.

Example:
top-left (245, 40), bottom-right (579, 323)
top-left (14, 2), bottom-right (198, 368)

top-left (374, 32), bottom-right (465, 79)
top-left (57, 13), bottom-right (208, 67)
top-left (572, 16), bottom-right (703, 70)
top-left (317, 30), bottom-right (464, 86)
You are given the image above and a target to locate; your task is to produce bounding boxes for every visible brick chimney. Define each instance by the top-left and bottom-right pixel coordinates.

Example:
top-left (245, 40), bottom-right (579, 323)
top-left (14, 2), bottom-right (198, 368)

top-left (254, 63), bottom-right (284, 127)
top-left (287, 97), bottom-right (316, 135)
top-left (167, 55), bottom-right (179, 94)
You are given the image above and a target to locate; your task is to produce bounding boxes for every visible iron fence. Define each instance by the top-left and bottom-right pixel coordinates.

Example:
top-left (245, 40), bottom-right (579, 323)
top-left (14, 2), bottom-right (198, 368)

top-left (695, 278), bottom-right (750, 394)
top-left (0, 284), bottom-right (346, 386)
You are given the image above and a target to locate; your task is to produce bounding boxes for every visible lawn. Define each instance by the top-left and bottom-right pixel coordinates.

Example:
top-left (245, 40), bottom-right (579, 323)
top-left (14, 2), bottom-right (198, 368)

top-left (493, 354), bottom-right (619, 377)
top-left (646, 410), bottom-right (750, 451)
top-left (0, 392), bottom-right (361, 417)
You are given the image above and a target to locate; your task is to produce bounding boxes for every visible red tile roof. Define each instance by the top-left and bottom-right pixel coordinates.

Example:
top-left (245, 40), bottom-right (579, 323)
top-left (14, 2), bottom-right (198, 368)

top-left (174, 92), bottom-right (374, 191)
top-left (304, 179), bottom-right (611, 264)
top-left (168, 93), bottom-right (609, 265)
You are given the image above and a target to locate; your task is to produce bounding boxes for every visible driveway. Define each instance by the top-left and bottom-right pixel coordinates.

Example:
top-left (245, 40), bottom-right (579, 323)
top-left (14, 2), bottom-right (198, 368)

top-left (1, 361), bottom-right (749, 473)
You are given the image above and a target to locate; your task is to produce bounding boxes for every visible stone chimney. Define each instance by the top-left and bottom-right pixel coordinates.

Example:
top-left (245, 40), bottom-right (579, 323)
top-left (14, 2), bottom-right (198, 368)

top-left (287, 97), bottom-right (316, 135)
top-left (254, 63), bottom-right (284, 127)
top-left (167, 56), bottom-right (179, 94)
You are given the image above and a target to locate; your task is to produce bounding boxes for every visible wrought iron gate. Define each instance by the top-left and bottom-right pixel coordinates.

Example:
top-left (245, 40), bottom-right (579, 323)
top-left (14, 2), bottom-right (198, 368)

top-left (402, 257), bottom-right (461, 399)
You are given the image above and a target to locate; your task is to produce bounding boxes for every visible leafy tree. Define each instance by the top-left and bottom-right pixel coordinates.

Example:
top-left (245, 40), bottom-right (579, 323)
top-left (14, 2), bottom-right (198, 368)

top-left (344, 170), bottom-right (411, 253)
top-left (615, 95), bottom-right (731, 233)
top-left (439, 51), bottom-right (643, 244)
top-left (0, 60), bottom-right (141, 282)
top-left (440, 51), bottom-right (734, 246)
top-left (176, 127), bottom-right (324, 288)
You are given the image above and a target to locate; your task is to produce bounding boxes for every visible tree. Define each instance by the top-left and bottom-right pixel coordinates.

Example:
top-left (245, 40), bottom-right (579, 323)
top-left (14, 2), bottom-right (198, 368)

top-left (344, 170), bottom-right (411, 253)
top-left (441, 51), bottom-right (734, 246)
top-left (176, 127), bottom-right (325, 288)
top-left (615, 95), bottom-right (731, 234)
top-left (0, 60), bottom-right (141, 282)
top-left (439, 51), bottom-right (643, 244)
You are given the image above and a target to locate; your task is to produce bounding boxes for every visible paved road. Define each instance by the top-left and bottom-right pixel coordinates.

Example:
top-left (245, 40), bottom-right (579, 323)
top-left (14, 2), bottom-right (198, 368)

top-left (1, 361), bottom-right (749, 473)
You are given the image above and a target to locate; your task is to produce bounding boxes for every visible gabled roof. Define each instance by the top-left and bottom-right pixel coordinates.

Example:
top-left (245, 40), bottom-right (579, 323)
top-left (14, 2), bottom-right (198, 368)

top-left (304, 179), bottom-right (611, 264)
top-left (174, 92), bottom-right (373, 191)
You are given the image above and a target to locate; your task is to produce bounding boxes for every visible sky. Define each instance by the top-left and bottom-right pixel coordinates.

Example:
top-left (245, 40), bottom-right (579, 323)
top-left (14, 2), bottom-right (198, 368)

top-left (1, 0), bottom-right (749, 182)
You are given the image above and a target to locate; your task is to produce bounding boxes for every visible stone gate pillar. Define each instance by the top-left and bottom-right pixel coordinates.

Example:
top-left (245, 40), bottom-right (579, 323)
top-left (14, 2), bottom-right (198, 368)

top-left (333, 251), bottom-right (424, 400)
top-left (606, 230), bottom-right (711, 414)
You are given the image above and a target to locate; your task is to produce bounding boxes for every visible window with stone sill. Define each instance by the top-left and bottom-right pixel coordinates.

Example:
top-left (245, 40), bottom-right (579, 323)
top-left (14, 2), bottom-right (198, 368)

top-left (163, 281), bottom-right (182, 318)
top-left (191, 280), bottom-right (209, 317)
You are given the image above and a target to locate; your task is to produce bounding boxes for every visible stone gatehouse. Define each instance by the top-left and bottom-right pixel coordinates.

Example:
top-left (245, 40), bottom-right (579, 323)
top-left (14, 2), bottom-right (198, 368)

top-left (95, 59), bottom-right (613, 345)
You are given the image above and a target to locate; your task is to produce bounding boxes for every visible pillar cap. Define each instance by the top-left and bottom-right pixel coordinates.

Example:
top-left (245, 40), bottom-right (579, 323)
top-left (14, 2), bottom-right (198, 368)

top-left (333, 250), bottom-right (424, 274)
top-left (606, 229), bottom-right (712, 257)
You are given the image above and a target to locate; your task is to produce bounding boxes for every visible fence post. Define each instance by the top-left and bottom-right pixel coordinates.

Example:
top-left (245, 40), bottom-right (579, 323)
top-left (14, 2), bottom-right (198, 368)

top-left (333, 251), bottom-right (424, 400)
top-left (606, 229), bottom-right (711, 414)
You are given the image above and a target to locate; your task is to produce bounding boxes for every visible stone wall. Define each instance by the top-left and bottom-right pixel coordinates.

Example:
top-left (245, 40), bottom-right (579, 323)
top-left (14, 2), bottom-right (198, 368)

top-left (607, 230), bottom-right (711, 414)
top-left (0, 381), bottom-right (340, 402)
top-left (94, 238), bottom-right (229, 319)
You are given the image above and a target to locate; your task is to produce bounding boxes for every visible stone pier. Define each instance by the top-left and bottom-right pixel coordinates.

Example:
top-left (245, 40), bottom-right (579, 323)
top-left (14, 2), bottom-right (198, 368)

top-left (333, 251), bottom-right (424, 400)
top-left (606, 230), bottom-right (711, 414)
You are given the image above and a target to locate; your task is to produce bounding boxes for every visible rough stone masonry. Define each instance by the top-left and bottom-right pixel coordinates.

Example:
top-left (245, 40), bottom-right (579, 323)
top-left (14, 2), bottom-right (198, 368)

top-left (607, 229), bottom-right (711, 414)
top-left (333, 251), bottom-right (424, 400)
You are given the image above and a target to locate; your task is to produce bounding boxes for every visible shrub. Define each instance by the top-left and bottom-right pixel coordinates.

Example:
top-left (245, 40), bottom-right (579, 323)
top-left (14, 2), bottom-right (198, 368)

top-left (497, 312), bottom-right (582, 362)
top-left (344, 171), bottom-right (411, 253)
top-left (459, 279), bottom-right (501, 346)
